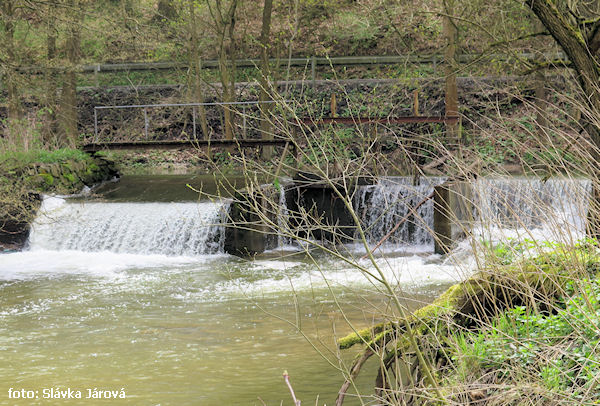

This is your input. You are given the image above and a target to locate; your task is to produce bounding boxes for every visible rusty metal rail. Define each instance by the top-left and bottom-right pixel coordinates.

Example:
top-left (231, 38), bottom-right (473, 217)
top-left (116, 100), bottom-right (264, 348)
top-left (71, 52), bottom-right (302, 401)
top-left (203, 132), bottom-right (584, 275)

top-left (300, 116), bottom-right (459, 125)
top-left (82, 139), bottom-right (290, 152)
top-left (86, 94), bottom-right (460, 153)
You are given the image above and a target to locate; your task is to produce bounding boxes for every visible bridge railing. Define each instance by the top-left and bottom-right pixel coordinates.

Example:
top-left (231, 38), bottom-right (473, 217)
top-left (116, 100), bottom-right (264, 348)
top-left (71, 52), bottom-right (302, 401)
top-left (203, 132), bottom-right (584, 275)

top-left (18, 51), bottom-right (567, 87)
top-left (91, 100), bottom-right (285, 144)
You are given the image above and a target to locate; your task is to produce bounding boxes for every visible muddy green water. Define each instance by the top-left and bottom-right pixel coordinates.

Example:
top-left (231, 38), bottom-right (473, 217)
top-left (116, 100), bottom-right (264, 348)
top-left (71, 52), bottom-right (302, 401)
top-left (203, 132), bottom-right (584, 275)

top-left (0, 176), bottom-right (463, 405)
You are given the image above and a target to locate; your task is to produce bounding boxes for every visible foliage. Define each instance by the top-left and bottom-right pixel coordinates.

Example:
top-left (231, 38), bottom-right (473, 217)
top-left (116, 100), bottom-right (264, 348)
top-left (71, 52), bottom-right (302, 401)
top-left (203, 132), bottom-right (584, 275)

top-left (325, 11), bottom-right (380, 54)
top-left (442, 243), bottom-right (600, 402)
top-left (301, 126), bottom-right (360, 167)
top-left (0, 0), bottom-right (556, 69)
top-left (481, 238), bottom-right (560, 265)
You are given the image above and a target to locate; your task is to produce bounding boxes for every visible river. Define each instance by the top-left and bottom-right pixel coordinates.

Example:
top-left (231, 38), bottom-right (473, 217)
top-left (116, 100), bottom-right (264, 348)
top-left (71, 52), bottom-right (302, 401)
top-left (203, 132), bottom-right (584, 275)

top-left (0, 175), bottom-right (589, 405)
top-left (0, 175), bottom-right (467, 405)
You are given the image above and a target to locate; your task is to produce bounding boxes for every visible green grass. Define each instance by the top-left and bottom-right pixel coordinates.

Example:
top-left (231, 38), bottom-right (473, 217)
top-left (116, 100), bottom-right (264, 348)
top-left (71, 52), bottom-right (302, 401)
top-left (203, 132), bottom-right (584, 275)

top-left (446, 243), bottom-right (600, 401)
top-left (0, 148), bottom-right (91, 168)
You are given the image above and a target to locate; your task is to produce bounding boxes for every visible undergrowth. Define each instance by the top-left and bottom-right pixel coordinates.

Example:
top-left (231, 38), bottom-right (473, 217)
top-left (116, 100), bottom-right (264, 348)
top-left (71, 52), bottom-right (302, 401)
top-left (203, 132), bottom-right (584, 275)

top-left (0, 148), bottom-right (91, 169)
top-left (443, 242), bottom-right (600, 404)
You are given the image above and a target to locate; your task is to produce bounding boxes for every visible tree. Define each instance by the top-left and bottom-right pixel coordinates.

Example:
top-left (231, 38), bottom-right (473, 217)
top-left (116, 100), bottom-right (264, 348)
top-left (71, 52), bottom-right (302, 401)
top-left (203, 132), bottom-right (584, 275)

top-left (259, 0), bottom-right (274, 160)
top-left (0, 0), bottom-right (24, 140)
top-left (442, 0), bottom-right (459, 142)
top-left (527, 1), bottom-right (600, 141)
top-left (206, 0), bottom-right (240, 140)
top-left (43, 5), bottom-right (59, 145)
top-left (526, 1), bottom-right (600, 235)
top-left (187, 0), bottom-right (210, 140)
top-left (59, 0), bottom-right (82, 147)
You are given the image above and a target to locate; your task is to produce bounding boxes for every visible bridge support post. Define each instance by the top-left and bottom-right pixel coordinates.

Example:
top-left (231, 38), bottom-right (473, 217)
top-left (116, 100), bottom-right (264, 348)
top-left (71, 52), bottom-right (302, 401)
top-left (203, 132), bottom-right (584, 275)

top-left (192, 107), bottom-right (197, 140)
top-left (144, 108), bottom-right (149, 140)
top-left (433, 181), bottom-right (473, 254)
top-left (224, 186), bottom-right (279, 257)
top-left (94, 108), bottom-right (98, 143)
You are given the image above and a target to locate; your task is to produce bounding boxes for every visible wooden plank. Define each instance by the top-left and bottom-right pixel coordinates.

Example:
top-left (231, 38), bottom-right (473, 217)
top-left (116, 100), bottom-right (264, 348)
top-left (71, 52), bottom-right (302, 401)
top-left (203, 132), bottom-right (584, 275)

top-left (413, 90), bottom-right (420, 116)
top-left (82, 139), bottom-right (290, 152)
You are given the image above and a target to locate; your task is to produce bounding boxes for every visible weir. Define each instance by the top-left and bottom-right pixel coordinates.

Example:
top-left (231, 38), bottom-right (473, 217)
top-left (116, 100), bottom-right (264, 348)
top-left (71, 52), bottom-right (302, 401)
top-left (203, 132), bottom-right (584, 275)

top-left (22, 177), bottom-right (592, 258)
top-left (230, 176), bottom-right (591, 256)
top-left (29, 198), bottom-right (228, 256)
top-left (354, 177), bottom-right (441, 248)
top-left (473, 177), bottom-right (591, 230)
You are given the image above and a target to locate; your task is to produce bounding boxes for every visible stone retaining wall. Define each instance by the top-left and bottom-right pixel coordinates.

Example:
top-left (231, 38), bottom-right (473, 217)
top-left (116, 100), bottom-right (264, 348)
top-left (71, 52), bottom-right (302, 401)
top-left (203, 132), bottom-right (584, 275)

top-left (0, 156), bottom-right (119, 251)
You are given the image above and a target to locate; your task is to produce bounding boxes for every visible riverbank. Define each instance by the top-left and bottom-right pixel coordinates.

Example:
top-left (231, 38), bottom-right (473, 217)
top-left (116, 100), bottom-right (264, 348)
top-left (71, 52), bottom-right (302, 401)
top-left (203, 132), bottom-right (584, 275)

top-left (0, 149), bottom-right (118, 251)
top-left (337, 241), bottom-right (600, 404)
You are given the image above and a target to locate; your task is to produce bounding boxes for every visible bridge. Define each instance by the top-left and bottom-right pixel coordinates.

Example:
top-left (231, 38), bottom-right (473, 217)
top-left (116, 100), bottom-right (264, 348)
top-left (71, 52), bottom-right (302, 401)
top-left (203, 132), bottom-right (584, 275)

top-left (82, 100), bottom-right (459, 153)
top-left (82, 139), bottom-right (291, 153)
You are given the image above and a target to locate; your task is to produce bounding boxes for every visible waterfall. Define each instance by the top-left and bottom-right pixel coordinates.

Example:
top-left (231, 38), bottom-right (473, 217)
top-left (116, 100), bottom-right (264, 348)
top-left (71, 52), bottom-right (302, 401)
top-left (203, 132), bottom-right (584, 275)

top-left (354, 177), bottom-right (443, 248)
top-left (353, 176), bottom-right (591, 251)
top-left (27, 177), bottom-right (592, 258)
top-left (473, 177), bottom-right (591, 233)
top-left (277, 186), bottom-right (293, 248)
top-left (28, 197), bottom-right (229, 256)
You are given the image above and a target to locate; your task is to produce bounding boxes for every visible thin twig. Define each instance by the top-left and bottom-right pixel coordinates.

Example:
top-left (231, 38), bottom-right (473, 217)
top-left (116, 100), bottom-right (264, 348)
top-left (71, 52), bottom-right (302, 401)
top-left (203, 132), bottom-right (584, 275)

top-left (336, 348), bottom-right (375, 406)
top-left (283, 370), bottom-right (301, 406)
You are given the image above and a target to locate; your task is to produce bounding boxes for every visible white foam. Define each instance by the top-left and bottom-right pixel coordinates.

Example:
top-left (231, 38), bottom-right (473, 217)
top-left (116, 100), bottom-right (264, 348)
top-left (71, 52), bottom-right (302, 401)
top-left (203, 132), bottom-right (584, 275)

top-left (5, 177), bottom-right (591, 302)
top-left (203, 253), bottom-right (468, 302)
top-left (0, 250), bottom-right (207, 281)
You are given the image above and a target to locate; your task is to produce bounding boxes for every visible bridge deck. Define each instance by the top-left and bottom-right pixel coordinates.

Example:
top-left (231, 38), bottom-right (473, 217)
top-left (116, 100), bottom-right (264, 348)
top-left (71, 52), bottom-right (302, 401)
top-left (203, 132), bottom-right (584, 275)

top-left (301, 116), bottom-right (459, 125)
top-left (84, 116), bottom-right (458, 152)
top-left (82, 139), bottom-right (290, 152)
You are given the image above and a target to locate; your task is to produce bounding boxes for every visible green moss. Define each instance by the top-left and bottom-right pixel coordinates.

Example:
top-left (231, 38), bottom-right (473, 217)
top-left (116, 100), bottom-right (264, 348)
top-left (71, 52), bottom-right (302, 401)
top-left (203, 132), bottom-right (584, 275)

top-left (63, 173), bottom-right (76, 184)
top-left (62, 161), bottom-right (73, 171)
top-left (35, 173), bottom-right (54, 189)
top-left (338, 322), bottom-right (386, 350)
top-left (338, 245), bottom-right (600, 350)
top-left (5, 149), bottom-right (89, 165)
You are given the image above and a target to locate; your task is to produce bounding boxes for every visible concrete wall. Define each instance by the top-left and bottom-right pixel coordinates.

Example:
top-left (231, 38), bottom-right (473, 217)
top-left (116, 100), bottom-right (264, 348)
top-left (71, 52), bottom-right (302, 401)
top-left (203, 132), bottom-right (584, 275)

top-left (224, 186), bottom-right (279, 257)
top-left (433, 181), bottom-right (473, 254)
top-left (225, 176), bottom-right (474, 258)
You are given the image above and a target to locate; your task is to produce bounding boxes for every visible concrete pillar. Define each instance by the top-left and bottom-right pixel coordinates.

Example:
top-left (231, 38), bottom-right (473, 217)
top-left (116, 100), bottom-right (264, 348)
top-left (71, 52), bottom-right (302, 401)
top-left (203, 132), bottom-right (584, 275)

top-left (224, 187), bottom-right (278, 257)
top-left (434, 181), bottom-right (473, 254)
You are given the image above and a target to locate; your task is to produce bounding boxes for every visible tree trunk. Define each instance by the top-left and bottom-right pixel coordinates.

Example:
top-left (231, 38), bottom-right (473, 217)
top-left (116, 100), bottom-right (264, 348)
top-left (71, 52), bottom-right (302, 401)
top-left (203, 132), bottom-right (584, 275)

top-left (259, 0), bottom-right (275, 160)
top-left (43, 18), bottom-right (58, 145)
top-left (533, 22), bottom-right (548, 141)
top-left (188, 0), bottom-right (209, 140)
top-left (216, 0), bottom-right (239, 141)
top-left (527, 1), bottom-right (600, 146)
top-left (1, 0), bottom-right (23, 142)
top-left (527, 1), bottom-right (600, 237)
top-left (336, 254), bottom-right (579, 405)
top-left (220, 52), bottom-right (235, 140)
top-left (442, 0), bottom-right (459, 143)
top-left (59, 0), bottom-right (81, 147)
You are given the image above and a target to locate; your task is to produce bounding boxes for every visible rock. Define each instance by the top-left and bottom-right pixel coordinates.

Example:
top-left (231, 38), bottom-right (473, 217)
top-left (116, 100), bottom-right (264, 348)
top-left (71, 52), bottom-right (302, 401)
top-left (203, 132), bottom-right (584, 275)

top-left (49, 164), bottom-right (61, 177)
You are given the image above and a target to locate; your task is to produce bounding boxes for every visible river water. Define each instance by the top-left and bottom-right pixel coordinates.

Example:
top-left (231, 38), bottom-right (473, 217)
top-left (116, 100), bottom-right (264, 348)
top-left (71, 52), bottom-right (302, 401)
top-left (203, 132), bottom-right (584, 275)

top-left (0, 175), bottom-right (589, 405)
